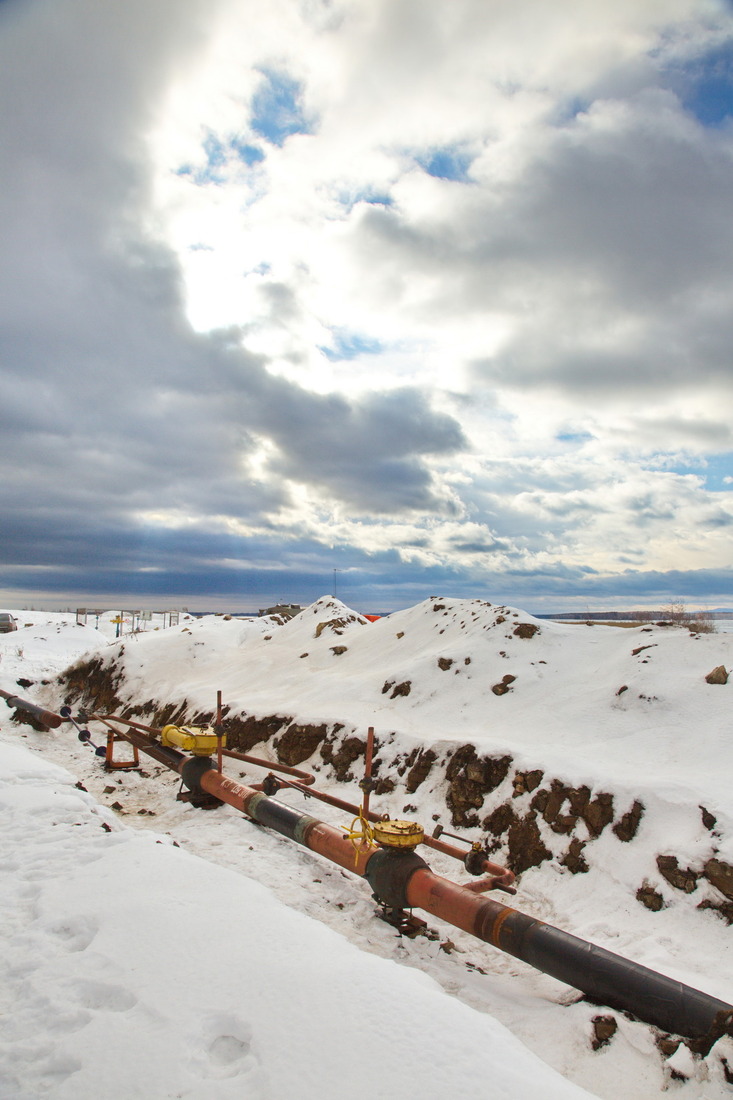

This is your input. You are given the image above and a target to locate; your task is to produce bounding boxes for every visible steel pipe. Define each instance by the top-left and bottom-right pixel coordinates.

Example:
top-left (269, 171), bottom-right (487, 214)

top-left (96, 714), bottom-right (318, 786)
top-left (189, 754), bottom-right (733, 1044)
top-left (91, 717), bottom-right (187, 771)
top-left (0, 689), bottom-right (64, 729)
top-left (221, 748), bottom-right (316, 785)
top-left (79, 719), bottom-right (733, 1045)
top-left (264, 775), bottom-right (387, 822)
top-left (404, 869), bottom-right (733, 1046)
top-left (97, 715), bottom-right (161, 735)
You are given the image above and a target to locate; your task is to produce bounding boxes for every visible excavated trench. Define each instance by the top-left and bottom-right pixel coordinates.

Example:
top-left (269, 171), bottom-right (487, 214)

top-left (56, 653), bottom-right (733, 927)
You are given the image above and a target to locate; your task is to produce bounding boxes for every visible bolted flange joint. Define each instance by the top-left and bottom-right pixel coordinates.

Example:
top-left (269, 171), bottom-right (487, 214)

top-left (364, 847), bottom-right (430, 910)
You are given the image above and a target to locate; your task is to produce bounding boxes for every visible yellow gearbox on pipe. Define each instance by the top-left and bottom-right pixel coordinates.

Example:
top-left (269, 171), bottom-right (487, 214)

top-left (160, 725), bottom-right (224, 756)
top-left (372, 819), bottom-right (424, 849)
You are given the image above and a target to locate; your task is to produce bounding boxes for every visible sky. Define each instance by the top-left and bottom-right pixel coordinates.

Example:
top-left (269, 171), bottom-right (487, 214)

top-left (1, 0), bottom-right (733, 614)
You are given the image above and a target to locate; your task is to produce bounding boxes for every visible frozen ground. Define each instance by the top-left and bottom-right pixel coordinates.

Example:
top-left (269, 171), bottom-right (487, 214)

top-left (1, 601), bottom-right (732, 1098)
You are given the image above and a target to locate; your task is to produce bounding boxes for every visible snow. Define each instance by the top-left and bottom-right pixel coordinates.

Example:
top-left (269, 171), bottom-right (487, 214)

top-left (1, 599), bottom-right (733, 1098)
top-left (0, 743), bottom-right (593, 1100)
top-left (46, 596), bottom-right (733, 808)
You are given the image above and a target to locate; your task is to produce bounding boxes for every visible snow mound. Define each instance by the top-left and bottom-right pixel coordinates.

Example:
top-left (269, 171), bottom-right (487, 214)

top-left (53, 595), bottom-right (732, 809)
top-left (0, 740), bottom-right (594, 1100)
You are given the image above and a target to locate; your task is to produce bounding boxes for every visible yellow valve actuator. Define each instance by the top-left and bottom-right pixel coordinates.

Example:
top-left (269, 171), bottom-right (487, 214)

top-left (372, 819), bottom-right (424, 849)
top-left (160, 725), bottom-right (225, 757)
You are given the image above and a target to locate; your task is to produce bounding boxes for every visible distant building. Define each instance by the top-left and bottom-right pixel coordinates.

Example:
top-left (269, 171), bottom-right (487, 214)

top-left (258, 604), bottom-right (303, 620)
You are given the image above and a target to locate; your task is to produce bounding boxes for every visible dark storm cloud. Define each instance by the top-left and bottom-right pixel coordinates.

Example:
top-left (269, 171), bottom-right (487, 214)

top-left (258, 384), bottom-right (465, 513)
top-left (2, 494), bottom-right (730, 610)
top-left (569, 566), bottom-right (733, 602)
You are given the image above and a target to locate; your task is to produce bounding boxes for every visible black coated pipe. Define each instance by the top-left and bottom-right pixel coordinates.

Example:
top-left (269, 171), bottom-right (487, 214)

top-left (470, 898), bottom-right (733, 1046)
top-left (519, 920), bottom-right (732, 1045)
top-left (195, 764), bottom-right (733, 1046)
top-left (409, 872), bottom-right (733, 1047)
top-left (245, 792), bottom-right (322, 846)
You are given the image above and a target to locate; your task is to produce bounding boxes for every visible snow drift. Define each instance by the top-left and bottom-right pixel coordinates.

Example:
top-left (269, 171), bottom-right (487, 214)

top-left (3, 596), bottom-right (733, 1096)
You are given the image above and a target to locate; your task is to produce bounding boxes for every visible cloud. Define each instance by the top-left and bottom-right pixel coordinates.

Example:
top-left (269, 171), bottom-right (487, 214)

top-left (0, 0), bottom-right (465, 526)
top-left (1, 0), bottom-right (732, 611)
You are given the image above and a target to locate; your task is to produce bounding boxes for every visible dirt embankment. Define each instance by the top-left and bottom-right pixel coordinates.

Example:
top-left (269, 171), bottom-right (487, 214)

top-left (57, 653), bottom-right (733, 927)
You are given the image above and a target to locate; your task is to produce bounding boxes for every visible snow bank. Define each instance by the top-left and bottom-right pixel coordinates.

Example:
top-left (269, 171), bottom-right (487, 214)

top-left (0, 742), bottom-right (593, 1100)
top-left (55, 595), bottom-right (733, 807)
top-left (0, 614), bottom-right (107, 682)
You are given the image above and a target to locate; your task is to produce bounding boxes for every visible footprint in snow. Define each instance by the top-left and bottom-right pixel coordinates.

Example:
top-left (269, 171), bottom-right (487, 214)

top-left (192, 1013), bottom-right (269, 1091)
top-left (45, 914), bottom-right (98, 952)
top-left (71, 979), bottom-right (137, 1012)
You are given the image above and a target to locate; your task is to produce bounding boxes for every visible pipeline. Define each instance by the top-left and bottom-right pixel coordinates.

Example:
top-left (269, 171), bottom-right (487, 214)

top-left (0, 688), bottom-right (63, 729)
top-left (90, 718), bottom-right (733, 1047)
top-left (8, 692), bottom-right (733, 1046)
top-left (95, 715), bottom-right (318, 786)
top-left (261, 773), bottom-right (515, 892)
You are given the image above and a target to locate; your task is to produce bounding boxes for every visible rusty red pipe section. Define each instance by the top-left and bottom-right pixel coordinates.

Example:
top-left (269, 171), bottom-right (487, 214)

top-left (270, 774), bottom-right (514, 889)
top-left (92, 718), bottom-right (188, 771)
top-left (176, 743), bottom-right (733, 1043)
top-left (221, 749), bottom-right (316, 785)
top-left (0, 688), bottom-right (64, 729)
top-left (267, 776), bottom-right (386, 822)
top-left (97, 715), bottom-right (161, 735)
top-left (403, 867), bottom-right (733, 1047)
top-left (421, 833), bottom-right (515, 891)
top-left (268, 774), bottom-right (514, 890)
top-left (215, 690), bottom-right (224, 774)
top-left (359, 725), bottom-right (375, 820)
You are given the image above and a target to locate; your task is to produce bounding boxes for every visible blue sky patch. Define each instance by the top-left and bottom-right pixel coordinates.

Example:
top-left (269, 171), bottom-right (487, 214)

top-left (555, 430), bottom-right (595, 445)
top-left (651, 452), bottom-right (733, 491)
top-left (696, 452), bottom-right (733, 491)
top-left (320, 330), bottom-right (383, 361)
top-left (416, 147), bottom-right (473, 182)
top-left (553, 96), bottom-right (591, 126)
top-left (174, 132), bottom-right (229, 184)
top-left (359, 193), bottom-right (392, 206)
top-left (250, 69), bottom-right (312, 146)
top-left (230, 138), bottom-right (265, 166)
top-left (203, 133), bottom-right (226, 168)
top-left (175, 162), bottom-right (223, 185)
top-left (175, 132), bottom-right (266, 185)
top-left (665, 41), bottom-right (733, 125)
top-left (336, 188), bottom-right (393, 212)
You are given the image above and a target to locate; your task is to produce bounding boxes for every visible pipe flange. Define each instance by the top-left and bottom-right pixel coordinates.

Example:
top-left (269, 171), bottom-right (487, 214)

top-left (181, 755), bottom-right (216, 796)
top-left (364, 847), bottom-right (429, 910)
top-left (464, 846), bottom-right (488, 876)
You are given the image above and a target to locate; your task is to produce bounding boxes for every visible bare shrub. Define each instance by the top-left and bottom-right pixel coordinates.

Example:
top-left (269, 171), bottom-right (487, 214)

top-left (662, 601), bottom-right (716, 634)
top-left (689, 611), bottom-right (717, 634)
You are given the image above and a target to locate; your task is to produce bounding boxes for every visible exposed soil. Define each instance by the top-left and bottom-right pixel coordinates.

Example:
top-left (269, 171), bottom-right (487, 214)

top-left (445, 745), bottom-right (512, 826)
top-left (276, 722), bottom-right (330, 766)
top-left (55, 660), bottom-right (733, 928)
